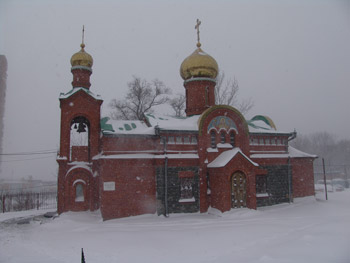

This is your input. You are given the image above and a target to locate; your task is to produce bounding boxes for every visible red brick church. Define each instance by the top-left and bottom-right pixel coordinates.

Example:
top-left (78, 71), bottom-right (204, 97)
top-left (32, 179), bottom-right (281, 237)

top-left (57, 24), bottom-right (316, 220)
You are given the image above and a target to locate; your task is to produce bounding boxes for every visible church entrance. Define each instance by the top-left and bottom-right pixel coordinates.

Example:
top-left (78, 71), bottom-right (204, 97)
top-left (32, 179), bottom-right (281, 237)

top-left (231, 172), bottom-right (246, 208)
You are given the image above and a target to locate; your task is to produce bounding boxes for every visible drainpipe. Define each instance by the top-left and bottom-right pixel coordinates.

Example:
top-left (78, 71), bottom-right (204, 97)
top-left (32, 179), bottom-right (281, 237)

top-left (164, 156), bottom-right (168, 217)
top-left (288, 157), bottom-right (292, 203)
top-left (163, 137), bottom-right (169, 217)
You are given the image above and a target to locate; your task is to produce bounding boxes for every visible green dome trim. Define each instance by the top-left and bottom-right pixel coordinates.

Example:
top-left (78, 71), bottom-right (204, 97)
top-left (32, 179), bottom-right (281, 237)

top-left (248, 115), bottom-right (276, 130)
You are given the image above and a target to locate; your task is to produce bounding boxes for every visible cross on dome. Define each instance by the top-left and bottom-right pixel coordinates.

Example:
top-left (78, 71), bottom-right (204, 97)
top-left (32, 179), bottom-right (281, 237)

top-left (195, 19), bottom-right (201, 48)
top-left (81, 25), bottom-right (85, 49)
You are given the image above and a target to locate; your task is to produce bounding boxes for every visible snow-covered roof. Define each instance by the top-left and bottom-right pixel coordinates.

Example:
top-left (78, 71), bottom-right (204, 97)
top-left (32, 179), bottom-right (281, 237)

top-left (101, 114), bottom-right (200, 135)
top-left (145, 113), bottom-right (200, 131)
top-left (101, 118), bottom-right (155, 135)
top-left (250, 146), bottom-right (317, 159)
top-left (59, 87), bottom-right (102, 100)
top-left (101, 112), bottom-right (292, 136)
top-left (208, 148), bottom-right (259, 168)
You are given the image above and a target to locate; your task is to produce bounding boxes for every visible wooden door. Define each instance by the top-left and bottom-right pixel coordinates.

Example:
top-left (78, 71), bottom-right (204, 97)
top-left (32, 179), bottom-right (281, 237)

top-left (231, 172), bottom-right (246, 208)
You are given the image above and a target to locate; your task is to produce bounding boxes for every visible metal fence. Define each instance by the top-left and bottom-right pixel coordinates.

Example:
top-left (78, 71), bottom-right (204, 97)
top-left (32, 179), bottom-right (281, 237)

top-left (1, 191), bottom-right (57, 213)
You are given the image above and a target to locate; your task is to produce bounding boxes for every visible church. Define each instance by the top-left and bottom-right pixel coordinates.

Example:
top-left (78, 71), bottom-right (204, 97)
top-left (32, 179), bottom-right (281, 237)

top-left (57, 22), bottom-right (316, 220)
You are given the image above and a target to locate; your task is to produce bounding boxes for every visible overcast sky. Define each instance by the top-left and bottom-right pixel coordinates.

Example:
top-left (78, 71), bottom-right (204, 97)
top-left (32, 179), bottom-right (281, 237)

top-left (0, 0), bottom-right (349, 180)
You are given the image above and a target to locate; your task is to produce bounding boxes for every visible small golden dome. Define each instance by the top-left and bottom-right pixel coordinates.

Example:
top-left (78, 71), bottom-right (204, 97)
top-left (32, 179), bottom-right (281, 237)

top-left (180, 47), bottom-right (218, 80)
top-left (70, 43), bottom-right (93, 68)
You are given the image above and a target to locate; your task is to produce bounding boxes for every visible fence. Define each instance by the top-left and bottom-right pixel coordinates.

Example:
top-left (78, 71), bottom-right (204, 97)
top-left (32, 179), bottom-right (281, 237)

top-left (1, 191), bottom-right (57, 213)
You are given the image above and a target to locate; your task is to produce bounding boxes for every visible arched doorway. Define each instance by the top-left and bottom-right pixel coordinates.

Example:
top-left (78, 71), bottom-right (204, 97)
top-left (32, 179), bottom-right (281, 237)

top-left (231, 171), bottom-right (246, 208)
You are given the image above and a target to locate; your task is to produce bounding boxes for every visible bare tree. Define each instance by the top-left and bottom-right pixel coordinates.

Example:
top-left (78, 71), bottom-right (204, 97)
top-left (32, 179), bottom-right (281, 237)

top-left (169, 94), bottom-right (186, 117)
top-left (215, 71), bottom-right (254, 115)
top-left (110, 76), bottom-right (171, 120)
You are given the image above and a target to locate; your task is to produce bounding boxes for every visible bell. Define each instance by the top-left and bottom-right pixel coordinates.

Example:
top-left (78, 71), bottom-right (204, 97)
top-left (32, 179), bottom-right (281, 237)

top-left (77, 122), bottom-right (86, 133)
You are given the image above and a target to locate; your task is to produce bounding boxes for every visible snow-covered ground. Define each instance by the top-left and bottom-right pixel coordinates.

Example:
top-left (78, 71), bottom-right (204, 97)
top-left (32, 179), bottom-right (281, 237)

top-left (1, 191), bottom-right (349, 263)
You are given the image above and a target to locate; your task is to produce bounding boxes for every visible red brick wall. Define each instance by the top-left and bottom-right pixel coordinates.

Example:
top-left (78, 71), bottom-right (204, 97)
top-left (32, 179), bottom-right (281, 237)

top-left (291, 158), bottom-right (315, 197)
top-left (101, 136), bottom-right (160, 152)
top-left (71, 146), bottom-right (89, 162)
top-left (184, 79), bottom-right (215, 116)
top-left (99, 159), bottom-right (157, 220)
top-left (71, 68), bottom-right (92, 89)
top-left (59, 90), bottom-right (102, 161)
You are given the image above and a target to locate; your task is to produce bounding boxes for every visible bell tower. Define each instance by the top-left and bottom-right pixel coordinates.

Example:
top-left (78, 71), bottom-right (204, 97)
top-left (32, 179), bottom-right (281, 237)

top-left (180, 19), bottom-right (219, 116)
top-left (57, 27), bottom-right (102, 214)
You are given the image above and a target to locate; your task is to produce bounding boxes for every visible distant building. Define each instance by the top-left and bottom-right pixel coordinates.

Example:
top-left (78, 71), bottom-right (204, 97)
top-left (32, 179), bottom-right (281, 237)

top-left (57, 25), bottom-right (317, 220)
top-left (0, 55), bottom-right (8, 170)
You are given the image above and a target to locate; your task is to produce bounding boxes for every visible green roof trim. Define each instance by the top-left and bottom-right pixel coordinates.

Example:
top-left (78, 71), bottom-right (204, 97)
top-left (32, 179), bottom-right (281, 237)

top-left (248, 115), bottom-right (276, 130)
top-left (100, 117), bottom-right (115, 132)
top-left (124, 124), bottom-right (132, 131)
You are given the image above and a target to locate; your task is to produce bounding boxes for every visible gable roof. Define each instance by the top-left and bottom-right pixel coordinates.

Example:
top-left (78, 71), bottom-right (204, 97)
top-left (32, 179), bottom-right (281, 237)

top-left (59, 87), bottom-right (102, 101)
top-left (208, 148), bottom-right (259, 168)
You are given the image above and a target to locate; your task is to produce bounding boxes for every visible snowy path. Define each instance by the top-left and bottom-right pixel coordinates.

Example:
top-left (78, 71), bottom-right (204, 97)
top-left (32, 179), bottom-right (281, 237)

top-left (1, 191), bottom-right (349, 263)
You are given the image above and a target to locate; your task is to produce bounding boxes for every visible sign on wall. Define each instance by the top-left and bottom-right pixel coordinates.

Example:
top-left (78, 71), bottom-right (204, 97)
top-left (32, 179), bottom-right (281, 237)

top-left (103, 181), bottom-right (115, 191)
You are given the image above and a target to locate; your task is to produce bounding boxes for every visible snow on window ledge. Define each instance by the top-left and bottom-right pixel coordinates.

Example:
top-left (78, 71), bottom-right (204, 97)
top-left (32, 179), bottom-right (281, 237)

top-left (179, 197), bottom-right (196, 203)
top-left (217, 143), bottom-right (233, 149)
top-left (207, 148), bottom-right (218, 153)
top-left (75, 196), bottom-right (85, 202)
top-left (256, 193), bottom-right (269, 198)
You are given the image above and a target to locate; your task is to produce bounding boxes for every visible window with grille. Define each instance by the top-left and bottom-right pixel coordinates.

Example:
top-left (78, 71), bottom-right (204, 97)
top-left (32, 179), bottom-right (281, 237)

top-left (220, 132), bottom-right (226, 144)
top-left (168, 136), bottom-right (175, 144)
top-left (176, 136), bottom-right (182, 144)
top-left (75, 184), bottom-right (84, 202)
top-left (183, 136), bottom-right (190, 144)
top-left (191, 136), bottom-right (197, 144)
top-left (210, 131), bottom-right (216, 148)
top-left (180, 177), bottom-right (194, 200)
top-left (230, 132), bottom-right (235, 147)
top-left (256, 175), bottom-right (267, 194)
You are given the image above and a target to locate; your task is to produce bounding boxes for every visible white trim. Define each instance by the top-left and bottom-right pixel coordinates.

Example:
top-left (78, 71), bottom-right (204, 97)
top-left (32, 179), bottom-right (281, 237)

top-left (73, 179), bottom-right (86, 186)
top-left (65, 163), bottom-right (92, 177)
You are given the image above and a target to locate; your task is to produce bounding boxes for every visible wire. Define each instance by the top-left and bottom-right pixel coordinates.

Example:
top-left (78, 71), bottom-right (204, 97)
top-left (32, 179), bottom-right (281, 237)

top-left (0, 149), bottom-right (57, 156)
top-left (0, 154), bottom-right (56, 163)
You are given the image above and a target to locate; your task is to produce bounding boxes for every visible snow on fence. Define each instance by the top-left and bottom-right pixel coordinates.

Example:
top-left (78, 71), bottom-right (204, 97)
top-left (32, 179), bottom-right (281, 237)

top-left (1, 191), bottom-right (57, 213)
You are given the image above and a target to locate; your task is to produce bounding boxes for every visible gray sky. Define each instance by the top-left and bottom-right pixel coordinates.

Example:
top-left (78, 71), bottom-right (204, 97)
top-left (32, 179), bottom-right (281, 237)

top-left (0, 0), bottom-right (349, 180)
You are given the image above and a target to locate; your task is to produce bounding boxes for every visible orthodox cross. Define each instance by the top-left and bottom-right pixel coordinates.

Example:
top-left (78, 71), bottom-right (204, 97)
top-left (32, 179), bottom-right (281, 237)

top-left (81, 25), bottom-right (85, 49)
top-left (82, 25), bottom-right (85, 44)
top-left (195, 19), bottom-right (201, 47)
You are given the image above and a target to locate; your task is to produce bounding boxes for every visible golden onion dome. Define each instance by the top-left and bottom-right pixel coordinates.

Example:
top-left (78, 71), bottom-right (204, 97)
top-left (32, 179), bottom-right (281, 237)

top-left (180, 47), bottom-right (218, 80)
top-left (70, 43), bottom-right (93, 68)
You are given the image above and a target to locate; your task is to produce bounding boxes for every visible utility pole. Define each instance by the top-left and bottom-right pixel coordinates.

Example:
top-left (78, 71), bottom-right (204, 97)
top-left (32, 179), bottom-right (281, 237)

top-left (322, 158), bottom-right (328, 200)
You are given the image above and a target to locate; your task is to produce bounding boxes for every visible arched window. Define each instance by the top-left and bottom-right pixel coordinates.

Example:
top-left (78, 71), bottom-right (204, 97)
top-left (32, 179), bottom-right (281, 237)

top-left (75, 184), bottom-right (84, 202)
top-left (220, 131), bottom-right (226, 144)
top-left (210, 131), bottom-right (216, 148)
top-left (230, 132), bottom-right (235, 147)
top-left (70, 116), bottom-right (90, 147)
